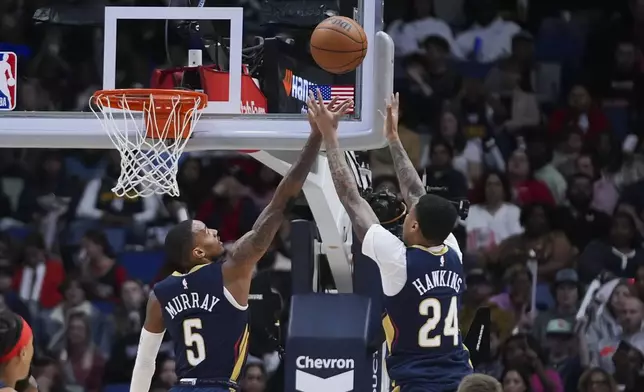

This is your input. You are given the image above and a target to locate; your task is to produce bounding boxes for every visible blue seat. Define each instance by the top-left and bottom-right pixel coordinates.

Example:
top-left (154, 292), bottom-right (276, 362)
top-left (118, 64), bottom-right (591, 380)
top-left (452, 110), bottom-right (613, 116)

top-left (93, 300), bottom-right (115, 314)
top-left (118, 250), bottom-right (165, 283)
top-left (5, 226), bottom-right (31, 240)
top-left (603, 106), bottom-right (630, 141)
top-left (103, 384), bottom-right (129, 392)
top-left (104, 228), bottom-right (126, 254)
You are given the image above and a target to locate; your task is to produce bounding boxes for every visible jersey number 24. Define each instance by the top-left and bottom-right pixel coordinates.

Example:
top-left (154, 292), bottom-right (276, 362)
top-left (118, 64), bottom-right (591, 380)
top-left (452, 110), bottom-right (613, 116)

top-left (183, 318), bottom-right (206, 366)
top-left (418, 296), bottom-right (459, 348)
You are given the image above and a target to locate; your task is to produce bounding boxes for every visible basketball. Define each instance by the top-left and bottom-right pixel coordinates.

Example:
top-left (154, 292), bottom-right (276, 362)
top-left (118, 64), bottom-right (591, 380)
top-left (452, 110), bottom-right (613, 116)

top-left (310, 16), bottom-right (368, 74)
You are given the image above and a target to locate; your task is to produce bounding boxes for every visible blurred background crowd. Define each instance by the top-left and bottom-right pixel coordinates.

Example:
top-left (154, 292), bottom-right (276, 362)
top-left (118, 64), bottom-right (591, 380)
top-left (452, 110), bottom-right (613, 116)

top-left (3, 0), bottom-right (644, 392)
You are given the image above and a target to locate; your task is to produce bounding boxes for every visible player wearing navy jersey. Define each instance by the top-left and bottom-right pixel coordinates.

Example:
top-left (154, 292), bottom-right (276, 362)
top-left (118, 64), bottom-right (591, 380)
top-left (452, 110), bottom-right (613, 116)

top-left (308, 92), bottom-right (472, 392)
top-left (129, 95), bottom-right (353, 392)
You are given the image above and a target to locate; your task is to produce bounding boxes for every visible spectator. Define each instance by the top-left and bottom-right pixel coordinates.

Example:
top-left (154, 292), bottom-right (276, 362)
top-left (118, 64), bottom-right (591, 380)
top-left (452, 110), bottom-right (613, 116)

top-left (500, 70), bottom-right (542, 134)
top-left (154, 355), bottom-right (177, 390)
top-left (12, 233), bottom-right (65, 310)
top-left (404, 36), bottom-right (462, 131)
top-left (543, 319), bottom-right (583, 391)
top-left (476, 325), bottom-right (504, 380)
top-left (548, 84), bottom-right (609, 142)
top-left (105, 286), bottom-right (174, 384)
top-left (387, 0), bottom-right (460, 58)
top-left (460, 269), bottom-right (514, 339)
top-left (437, 109), bottom-right (484, 185)
top-left (112, 279), bottom-right (145, 338)
top-left (16, 151), bottom-right (76, 227)
top-left (485, 32), bottom-right (537, 98)
top-left (612, 333), bottom-right (644, 392)
top-left (576, 367), bottom-right (618, 392)
top-left (578, 213), bottom-right (644, 283)
top-left (0, 265), bottom-right (31, 323)
top-left (501, 366), bottom-right (531, 392)
top-left (57, 313), bottom-right (106, 392)
top-left (553, 129), bottom-right (585, 179)
top-left (466, 171), bottom-right (523, 254)
top-left (491, 203), bottom-right (575, 280)
top-left (32, 357), bottom-right (65, 392)
top-left (36, 276), bottom-right (112, 356)
top-left (555, 174), bottom-right (612, 252)
top-left (453, 78), bottom-right (502, 141)
top-left (500, 334), bottom-right (564, 392)
top-left (64, 151), bottom-right (107, 184)
top-left (586, 279), bottom-right (634, 362)
top-left (196, 174), bottom-right (260, 246)
top-left (596, 40), bottom-right (642, 111)
top-left (526, 134), bottom-right (568, 205)
top-left (455, 0), bottom-right (521, 63)
top-left (77, 229), bottom-right (128, 302)
top-left (591, 296), bottom-right (643, 373)
top-left (74, 152), bottom-right (159, 246)
top-left (533, 269), bottom-right (580, 346)
top-left (240, 362), bottom-right (268, 392)
top-left (488, 265), bottom-right (533, 331)
top-left (248, 164), bottom-right (281, 210)
top-left (576, 152), bottom-right (598, 181)
top-left (585, 153), bottom-right (620, 215)
top-left (425, 138), bottom-right (468, 200)
top-left (164, 157), bottom-right (209, 219)
top-left (506, 149), bottom-right (555, 206)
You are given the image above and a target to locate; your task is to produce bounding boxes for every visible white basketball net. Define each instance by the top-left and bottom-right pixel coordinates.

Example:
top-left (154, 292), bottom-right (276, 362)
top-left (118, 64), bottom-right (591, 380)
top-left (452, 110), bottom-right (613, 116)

top-left (90, 91), bottom-right (206, 198)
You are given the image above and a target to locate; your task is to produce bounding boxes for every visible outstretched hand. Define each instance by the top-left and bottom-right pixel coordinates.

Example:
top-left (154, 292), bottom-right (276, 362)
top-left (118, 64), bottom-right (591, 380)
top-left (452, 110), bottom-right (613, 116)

top-left (307, 88), bottom-right (353, 140)
top-left (381, 92), bottom-right (400, 141)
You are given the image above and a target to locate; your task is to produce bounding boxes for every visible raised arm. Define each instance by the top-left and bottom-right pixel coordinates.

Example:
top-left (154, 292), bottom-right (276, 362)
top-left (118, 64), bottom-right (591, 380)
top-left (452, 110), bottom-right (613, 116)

top-left (225, 117), bottom-right (322, 274)
top-left (308, 90), bottom-right (379, 242)
top-left (129, 292), bottom-right (165, 392)
top-left (385, 93), bottom-right (426, 207)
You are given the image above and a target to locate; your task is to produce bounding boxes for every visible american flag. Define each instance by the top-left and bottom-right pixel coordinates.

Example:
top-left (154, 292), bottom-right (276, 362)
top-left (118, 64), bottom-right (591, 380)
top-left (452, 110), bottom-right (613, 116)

top-left (310, 85), bottom-right (355, 113)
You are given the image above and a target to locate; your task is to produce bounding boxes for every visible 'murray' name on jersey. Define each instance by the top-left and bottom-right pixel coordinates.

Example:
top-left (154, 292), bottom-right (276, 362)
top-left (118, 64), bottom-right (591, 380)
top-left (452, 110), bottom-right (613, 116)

top-left (164, 292), bottom-right (221, 319)
top-left (411, 270), bottom-right (462, 296)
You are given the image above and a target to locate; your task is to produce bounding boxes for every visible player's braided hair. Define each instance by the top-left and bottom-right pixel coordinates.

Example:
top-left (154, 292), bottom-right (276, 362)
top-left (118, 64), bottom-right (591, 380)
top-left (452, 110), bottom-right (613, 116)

top-left (0, 311), bottom-right (23, 368)
top-left (164, 220), bottom-right (195, 273)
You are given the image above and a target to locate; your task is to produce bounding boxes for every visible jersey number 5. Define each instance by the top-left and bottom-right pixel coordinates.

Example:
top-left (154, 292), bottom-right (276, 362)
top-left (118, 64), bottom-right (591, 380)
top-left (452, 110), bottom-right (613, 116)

top-left (183, 318), bottom-right (206, 366)
top-left (418, 296), bottom-right (459, 348)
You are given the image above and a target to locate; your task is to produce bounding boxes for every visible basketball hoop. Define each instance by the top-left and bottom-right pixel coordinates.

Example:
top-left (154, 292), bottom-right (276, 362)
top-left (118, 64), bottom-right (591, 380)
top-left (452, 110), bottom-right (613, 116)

top-left (90, 89), bottom-right (208, 198)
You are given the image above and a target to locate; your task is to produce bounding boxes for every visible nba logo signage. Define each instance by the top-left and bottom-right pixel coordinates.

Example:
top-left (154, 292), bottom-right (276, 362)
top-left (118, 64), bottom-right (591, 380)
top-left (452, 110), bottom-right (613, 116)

top-left (0, 52), bottom-right (17, 111)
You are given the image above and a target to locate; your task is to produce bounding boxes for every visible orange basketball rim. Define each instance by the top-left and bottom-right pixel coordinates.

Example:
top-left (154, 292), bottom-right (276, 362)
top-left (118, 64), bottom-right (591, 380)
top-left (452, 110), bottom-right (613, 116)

top-left (91, 89), bottom-right (208, 139)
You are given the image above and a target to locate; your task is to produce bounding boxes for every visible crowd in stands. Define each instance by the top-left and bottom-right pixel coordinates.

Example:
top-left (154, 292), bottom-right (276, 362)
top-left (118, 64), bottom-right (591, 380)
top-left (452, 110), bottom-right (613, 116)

top-left (3, 0), bottom-right (644, 391)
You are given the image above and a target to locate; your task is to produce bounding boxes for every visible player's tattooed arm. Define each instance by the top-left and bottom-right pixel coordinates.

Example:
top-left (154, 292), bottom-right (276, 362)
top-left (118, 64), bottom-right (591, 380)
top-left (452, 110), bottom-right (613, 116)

top-left (306, 89), bottom-right (379, 242)
top-left (325, 138), bottom-right (379, 242)
top-left (384, 93), bottom-right (426, 207)
top-left (228, 125), bottom-right (322, 269)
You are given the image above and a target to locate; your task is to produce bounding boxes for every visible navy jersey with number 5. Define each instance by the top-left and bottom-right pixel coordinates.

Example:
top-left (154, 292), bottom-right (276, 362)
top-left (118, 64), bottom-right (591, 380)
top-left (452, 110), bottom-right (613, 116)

top-left (362, 225), bottom-right (472, 392)
top-left (153, 263), bottom-right (250, 384)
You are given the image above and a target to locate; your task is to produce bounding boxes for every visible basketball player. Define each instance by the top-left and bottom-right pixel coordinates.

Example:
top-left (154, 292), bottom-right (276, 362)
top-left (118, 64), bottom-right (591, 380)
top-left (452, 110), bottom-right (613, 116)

top-left (129, 96), bottom-right (353, 392)
top-left (0, 312), bottom-right (34, 392)
top-left (307, 90), bottom-right (472, 392)
top-left (0, 53), bottom-right (15, 104)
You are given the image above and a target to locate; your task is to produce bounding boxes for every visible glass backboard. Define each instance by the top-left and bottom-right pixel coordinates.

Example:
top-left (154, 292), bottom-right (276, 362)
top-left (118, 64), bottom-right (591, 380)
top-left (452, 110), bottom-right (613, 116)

top-left (0, 1), bottom-right (393, 151)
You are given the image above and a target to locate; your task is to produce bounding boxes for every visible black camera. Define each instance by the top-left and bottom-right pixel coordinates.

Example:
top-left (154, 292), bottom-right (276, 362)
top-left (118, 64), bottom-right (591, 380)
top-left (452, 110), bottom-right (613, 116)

top-left (362, 188), bottom-right (406, 238)
top-left (425, 186), bottom-right (470, 220)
